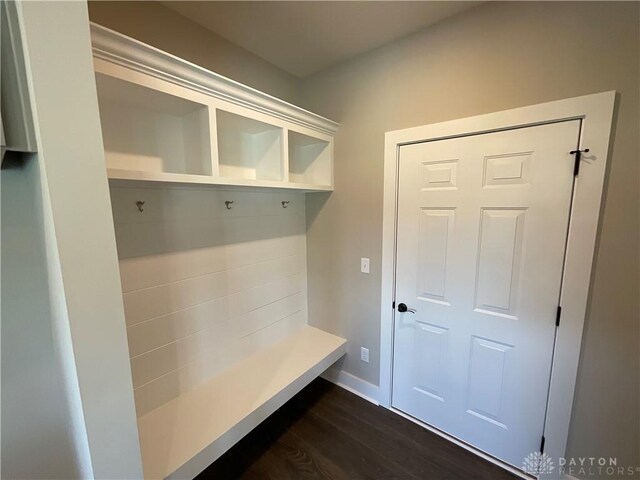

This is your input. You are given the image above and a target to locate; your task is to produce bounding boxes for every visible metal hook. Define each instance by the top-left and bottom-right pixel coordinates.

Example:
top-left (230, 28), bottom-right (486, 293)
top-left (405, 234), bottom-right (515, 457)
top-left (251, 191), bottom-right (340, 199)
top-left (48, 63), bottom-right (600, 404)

top-left (281, 200), bottom-right (290, 209)
top-left (225, 200), bottom-right (234, 210)
top-left (135, 201), bottom-right (145, 213)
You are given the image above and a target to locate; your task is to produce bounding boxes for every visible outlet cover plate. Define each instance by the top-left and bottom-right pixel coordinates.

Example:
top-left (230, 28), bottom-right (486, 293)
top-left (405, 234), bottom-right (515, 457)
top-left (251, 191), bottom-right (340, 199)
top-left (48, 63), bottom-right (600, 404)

top-left (360, 258), bottom-right (370, 274)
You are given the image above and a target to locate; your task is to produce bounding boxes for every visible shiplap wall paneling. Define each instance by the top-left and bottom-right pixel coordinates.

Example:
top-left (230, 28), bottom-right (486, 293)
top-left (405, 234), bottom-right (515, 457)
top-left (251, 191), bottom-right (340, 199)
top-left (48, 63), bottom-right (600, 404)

top-left (110, 186), bottom-right (308, 416)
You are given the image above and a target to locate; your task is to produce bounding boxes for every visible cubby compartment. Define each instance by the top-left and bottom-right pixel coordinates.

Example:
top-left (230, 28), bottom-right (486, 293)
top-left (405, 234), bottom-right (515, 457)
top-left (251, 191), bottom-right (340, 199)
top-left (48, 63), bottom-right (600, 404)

top-left (216, 110), bottom-right (283, 182)
top-left (96, 73), bottom-right (212, 176)
top-left (288, 131), bottom-right (332, 187)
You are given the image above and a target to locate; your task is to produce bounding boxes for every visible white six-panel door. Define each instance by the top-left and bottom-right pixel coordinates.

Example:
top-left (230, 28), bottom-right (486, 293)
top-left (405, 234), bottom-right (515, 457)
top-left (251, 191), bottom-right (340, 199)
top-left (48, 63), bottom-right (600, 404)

top-left (392, 120), bottom-right (581, 468)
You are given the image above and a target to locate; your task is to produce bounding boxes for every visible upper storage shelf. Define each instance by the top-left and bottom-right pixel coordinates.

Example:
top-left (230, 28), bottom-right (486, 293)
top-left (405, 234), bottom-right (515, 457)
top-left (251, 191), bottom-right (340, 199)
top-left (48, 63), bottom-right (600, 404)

top-left (96, 73), bottom-right (212, 177)
top-left (289, 130), bottom-right (332, 187)
top-left (91, 23), bottom-right (338, 192)
top-left (216, 110), bottom-right (283, 182)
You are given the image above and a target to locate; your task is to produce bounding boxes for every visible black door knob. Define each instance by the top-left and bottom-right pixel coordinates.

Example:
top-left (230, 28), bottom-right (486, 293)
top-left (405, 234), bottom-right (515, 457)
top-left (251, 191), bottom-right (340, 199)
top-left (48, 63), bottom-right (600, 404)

top-left (397, 303), bottom-right (416, 313)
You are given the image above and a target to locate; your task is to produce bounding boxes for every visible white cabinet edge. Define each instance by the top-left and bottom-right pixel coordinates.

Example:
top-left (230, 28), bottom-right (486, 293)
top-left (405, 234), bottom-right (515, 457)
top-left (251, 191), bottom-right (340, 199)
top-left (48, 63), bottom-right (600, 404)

top-left (1, 0), bottom-right (37, 154)
top-left (90, 23), bottom-right (339, 136)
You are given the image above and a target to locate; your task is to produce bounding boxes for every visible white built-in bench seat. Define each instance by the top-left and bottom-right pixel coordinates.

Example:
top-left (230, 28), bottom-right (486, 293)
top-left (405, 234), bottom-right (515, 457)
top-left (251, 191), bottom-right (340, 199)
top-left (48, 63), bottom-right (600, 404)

top-left (138, 326), bottom-right (346, 479)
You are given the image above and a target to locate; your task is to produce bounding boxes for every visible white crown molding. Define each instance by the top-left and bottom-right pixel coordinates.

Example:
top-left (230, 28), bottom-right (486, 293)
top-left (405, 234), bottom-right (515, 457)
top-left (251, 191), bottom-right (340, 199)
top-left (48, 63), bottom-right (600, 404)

top-left (90, 23), bottom-right (339, 135)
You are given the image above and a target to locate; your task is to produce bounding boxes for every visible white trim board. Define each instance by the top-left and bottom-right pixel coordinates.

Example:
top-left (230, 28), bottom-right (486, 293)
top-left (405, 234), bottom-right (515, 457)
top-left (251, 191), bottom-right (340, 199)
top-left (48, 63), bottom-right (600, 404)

top-left (380, 91), bottom-right (616, 473)
top-left (90, 23), bottom-right (338, 136)
top-left (321, 367), bottom-right (380, 406)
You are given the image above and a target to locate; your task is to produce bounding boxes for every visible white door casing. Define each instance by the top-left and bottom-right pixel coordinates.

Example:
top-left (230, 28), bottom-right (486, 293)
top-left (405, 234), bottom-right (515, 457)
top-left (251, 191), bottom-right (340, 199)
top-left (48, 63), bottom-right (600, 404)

top-left (380, 92), bottom-right (616, 473)
top-left (392, 121), bottom-right (580, 468)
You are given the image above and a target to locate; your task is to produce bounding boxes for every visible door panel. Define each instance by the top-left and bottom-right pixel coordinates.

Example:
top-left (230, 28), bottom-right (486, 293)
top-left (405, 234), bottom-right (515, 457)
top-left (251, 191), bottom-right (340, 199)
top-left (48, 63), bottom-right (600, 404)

top-left (392, 121), bottom-right (580, 468)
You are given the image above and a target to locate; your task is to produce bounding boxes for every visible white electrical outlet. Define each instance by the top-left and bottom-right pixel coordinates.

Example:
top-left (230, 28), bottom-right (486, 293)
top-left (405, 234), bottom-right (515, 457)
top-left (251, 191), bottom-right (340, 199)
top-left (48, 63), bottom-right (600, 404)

top-left (360, 257), bottom-right (370, 274)
top-left (360, 347), bottom-right (369, 363)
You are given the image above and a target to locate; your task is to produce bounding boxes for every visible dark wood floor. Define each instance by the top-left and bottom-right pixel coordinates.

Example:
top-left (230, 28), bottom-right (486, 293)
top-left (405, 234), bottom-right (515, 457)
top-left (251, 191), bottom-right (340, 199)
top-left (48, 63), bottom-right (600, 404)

top-left (197, 378), bottom-right (517, 480)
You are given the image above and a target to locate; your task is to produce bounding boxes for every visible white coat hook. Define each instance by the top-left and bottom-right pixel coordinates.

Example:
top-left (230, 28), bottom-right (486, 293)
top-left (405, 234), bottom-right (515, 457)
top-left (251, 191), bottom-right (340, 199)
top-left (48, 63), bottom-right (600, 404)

top-left (135, 200), bottom-right (145, 212)
top-left (225, 200), bottom-right (234, 210)
top-left (281, 200), bottom-right (290, 209)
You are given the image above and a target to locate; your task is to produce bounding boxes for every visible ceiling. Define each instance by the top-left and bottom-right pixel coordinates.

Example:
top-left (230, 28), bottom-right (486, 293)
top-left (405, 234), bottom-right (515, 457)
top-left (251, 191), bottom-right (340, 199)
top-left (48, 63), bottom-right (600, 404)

top-left (161, 1), bottom-right (481, 78)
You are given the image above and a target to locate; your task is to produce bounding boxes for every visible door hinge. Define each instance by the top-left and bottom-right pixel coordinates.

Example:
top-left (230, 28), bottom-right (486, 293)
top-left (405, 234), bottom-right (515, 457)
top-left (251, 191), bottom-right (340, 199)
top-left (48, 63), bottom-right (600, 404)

top-left (540, 435), bottom-right (546, 454)
top-left (556, 305), bottom-right (562, 327)
top-left (570, 149), bottom-right (589, 176)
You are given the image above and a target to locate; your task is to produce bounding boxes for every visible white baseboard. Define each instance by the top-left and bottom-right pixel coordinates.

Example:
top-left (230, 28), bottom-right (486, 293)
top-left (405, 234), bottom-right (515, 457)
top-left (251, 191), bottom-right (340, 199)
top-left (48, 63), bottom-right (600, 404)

top-left (320, 367), bottom-right (380, 405)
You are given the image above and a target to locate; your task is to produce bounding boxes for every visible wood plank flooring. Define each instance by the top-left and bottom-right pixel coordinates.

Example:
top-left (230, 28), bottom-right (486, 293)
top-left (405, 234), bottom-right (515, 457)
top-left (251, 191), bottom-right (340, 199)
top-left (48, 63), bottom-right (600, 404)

top-left (197, 378), bottom-right (518, 479)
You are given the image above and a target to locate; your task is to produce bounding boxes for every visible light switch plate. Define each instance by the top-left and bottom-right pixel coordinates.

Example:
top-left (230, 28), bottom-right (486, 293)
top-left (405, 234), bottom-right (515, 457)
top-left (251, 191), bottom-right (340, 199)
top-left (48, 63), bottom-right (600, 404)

top-left (360, 257), bottom-right (370, 274)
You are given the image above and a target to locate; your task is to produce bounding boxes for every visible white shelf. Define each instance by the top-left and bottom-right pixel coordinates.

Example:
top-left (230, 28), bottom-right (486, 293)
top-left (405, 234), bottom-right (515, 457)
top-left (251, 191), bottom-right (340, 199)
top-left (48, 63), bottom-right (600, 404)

top-left (107, 168), bottom-right (333, 192)
top-left (91, 23), bottom-right (337, 193)
top-left (216, 110), bottom-right (283, 182)
top-left (96, 73), bottom-right (212, 176)
top-left (289, 131), bottom-right (332, 187)
top-left (137, 326), bottom-right (346, 479)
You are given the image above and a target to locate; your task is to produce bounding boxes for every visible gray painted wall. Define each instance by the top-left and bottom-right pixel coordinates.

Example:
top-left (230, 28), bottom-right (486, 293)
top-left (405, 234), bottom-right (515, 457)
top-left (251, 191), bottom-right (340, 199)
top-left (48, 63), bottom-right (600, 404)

top-left (1, 158), bottom-right (83, 479)
top-left (299, 1), bottom-right (639, 474)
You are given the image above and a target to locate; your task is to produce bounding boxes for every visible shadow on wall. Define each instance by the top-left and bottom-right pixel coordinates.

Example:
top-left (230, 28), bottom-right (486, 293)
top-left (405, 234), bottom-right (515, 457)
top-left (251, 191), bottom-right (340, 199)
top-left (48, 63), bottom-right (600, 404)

top-left (306, 191), bottom-right (331, 228)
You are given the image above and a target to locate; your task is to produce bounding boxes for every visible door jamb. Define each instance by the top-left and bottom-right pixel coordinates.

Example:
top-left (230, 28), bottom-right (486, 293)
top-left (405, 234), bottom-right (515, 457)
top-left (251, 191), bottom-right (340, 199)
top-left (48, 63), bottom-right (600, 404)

top-left (380, 91), bottom-right (616, 469)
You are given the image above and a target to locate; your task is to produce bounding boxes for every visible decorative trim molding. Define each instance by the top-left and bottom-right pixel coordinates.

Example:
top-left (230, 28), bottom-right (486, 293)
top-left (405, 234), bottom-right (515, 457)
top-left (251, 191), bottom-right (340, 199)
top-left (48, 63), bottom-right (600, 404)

top-left (321, 367), bottom-right (380, 405)
top-left (90, 23), bottom-right (339, 136)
